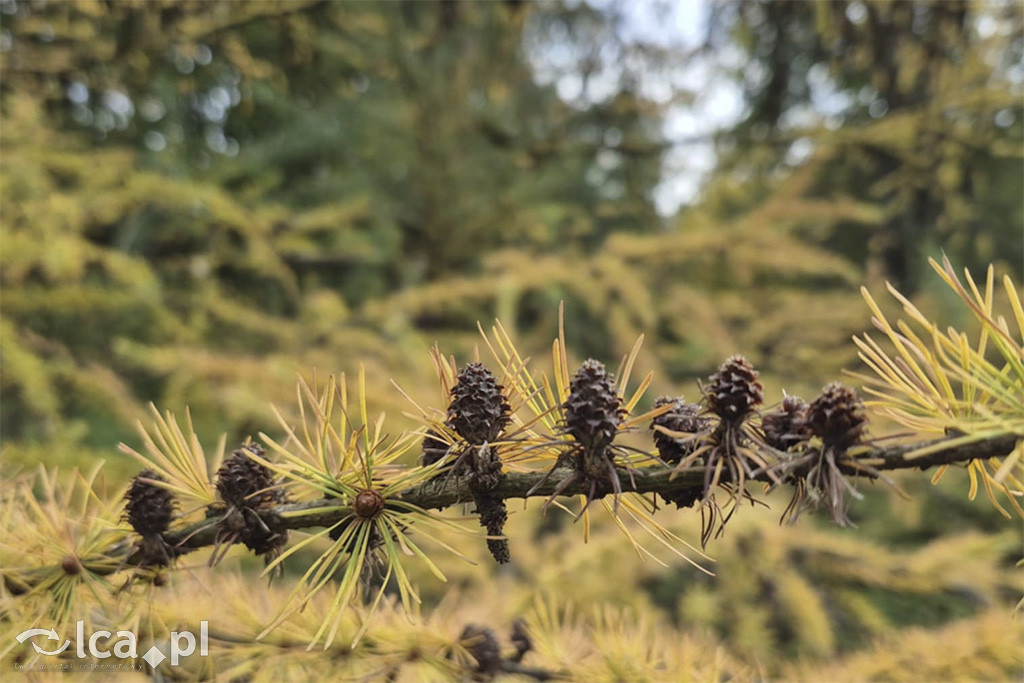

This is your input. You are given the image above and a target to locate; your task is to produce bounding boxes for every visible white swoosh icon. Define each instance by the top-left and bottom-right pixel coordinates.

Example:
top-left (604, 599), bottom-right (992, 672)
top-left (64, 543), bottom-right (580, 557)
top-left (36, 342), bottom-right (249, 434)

top-left (15, 628), bottom-right (71, 656)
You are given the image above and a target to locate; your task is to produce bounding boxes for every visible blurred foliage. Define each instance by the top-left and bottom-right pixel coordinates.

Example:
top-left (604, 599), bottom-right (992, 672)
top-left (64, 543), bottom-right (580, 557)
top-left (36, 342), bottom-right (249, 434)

top-left (707, 0), bottom-right (1023, 292)
top-left (1, 0), bottom-right (1021, 680)
top-left (2, 464), bottom-right (1021, 681)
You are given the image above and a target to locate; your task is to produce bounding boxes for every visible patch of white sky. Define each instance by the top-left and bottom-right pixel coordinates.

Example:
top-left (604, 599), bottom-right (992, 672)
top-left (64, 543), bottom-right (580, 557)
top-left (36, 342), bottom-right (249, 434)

top-left (529, 0), bottom-right (750, 216)
top-left (529, 0), bottom-right (1021, 217)
top-left (616, 0), bottom-right (1020, 217)
top-left (620, 0), bottom-right (747, 216)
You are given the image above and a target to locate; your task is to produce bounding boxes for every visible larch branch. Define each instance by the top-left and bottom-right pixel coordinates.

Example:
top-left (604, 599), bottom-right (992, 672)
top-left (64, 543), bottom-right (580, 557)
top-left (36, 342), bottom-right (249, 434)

top-left (144, 430), bottom-right (1021, 559)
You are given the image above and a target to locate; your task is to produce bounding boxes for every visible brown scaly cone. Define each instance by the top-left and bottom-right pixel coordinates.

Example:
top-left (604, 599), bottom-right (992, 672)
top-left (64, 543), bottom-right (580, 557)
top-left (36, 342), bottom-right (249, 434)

top-left (213, 443), bottom-right (289, 566)
top-left (651, 397), bottom-right (709, 462)
top-left (459, 624), bottom-right (502, 681)
top-left (215, 444), bottom-right (282, 509)
top-left (650, 397), bottom-right (709, 509)
top-left (475, 494), bottom-right (510, 564)
top-left (762, 395), bottom-right (812, 452)
top-left (447, 362), bottom-right (511, 447)
top-left (125, 470), bottom-right (175, 537)
top-left (456, 620), bottom-right (544, 681)
top-left (704, 354), bottom-right (763, 423)
top-left (124, 469), bottom-right (178, 566)
top-left (783, 382), bottom-right (870, 526)
top-left (509, 618), bottom-right (532, 663)
top-left (447, 363), bottom-right (513, 564)
top-left (421, 428), bottom-right (450, 466)
top-left (807, 382), bottom-right (868, 450)
top-left (530, 360), bottom-right (627, 517)
top-left (564, 359), bottom-right (624, 460)
top-left (691, 355), bottom-right (774, 547)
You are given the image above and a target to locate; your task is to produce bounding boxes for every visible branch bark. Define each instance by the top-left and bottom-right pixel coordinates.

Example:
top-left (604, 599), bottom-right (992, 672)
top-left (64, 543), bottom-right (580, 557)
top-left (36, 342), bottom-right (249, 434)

top-left (143, 430), bottom-right (1020, 559)
top-left (0, 430), bottom-right (1010, 591)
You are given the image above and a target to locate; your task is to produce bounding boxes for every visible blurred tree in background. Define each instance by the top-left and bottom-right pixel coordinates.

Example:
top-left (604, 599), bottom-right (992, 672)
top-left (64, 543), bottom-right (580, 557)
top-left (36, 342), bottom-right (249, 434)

top-left (1, 0), bottom-right (678, 451)
top-left (1, 0), bottom-right (1021, 679)
top-left (706, 0), bottom-right (1022, 291)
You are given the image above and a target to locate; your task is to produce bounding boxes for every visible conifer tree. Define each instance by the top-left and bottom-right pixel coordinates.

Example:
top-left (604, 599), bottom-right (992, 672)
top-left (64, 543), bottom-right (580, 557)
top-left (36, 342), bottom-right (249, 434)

top-left (1, 2), bottom-right (1021, 680)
